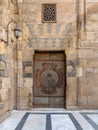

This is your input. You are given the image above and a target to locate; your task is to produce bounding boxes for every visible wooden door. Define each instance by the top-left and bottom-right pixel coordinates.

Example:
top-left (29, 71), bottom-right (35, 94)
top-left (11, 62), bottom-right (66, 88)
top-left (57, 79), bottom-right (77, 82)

top-left (33, 52), bottom-right (66, 108)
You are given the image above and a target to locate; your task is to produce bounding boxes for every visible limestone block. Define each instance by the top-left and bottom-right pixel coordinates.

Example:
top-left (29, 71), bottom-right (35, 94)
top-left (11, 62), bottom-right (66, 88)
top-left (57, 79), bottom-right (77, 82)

top-left (23, 0), bottom-right (34, 2)
top-left (17, 86), bottom-right (33, 108)
top-left (17, 60), bottom-right (22, 70)
top-left (19, 97), bottom-right (32, 109)
top-left (2, 78), bottom-right (11, 89)
top-left (18, 0), bottom-right (23, 3)
top-left (95, 85), bottom-right (98, 95)
top-left (28, 92), bottom-right (32, 108)
top-left (76, 67), bottom-right (82, 77)
top-left (78, 59), bottom-right (86, 68)
top-left (79, 73), bottom-right (97, 97)
top-left (57, 3), bottom-right (76, 23)
top-left (79, 39), bottom-right (98, 49)
top-left (20, 96), bottom-right (28, 106)
top-left (66, 77), bottom-right (77, 106)
top-left (8, 88), bottom-right (12, 100)
top-left (79, 96), bottom-right (88, 106)
top-left (0, 110), bottom-right (11, 123)
top-left (2, 1), bottom-right (9, 6)
top-left (88, 73), bottom-right (95, 90)
top-left (0, 102), bottom-right (4, 110)
top-left (0, 6), bottom-right (2, 13)
top-left (22, 23), bottom-right (30, 38)
top-left (0, 89), bottom-right (8, 101)
top-left (93, 49), bottom-right (98, 58)
top-left (86, 59), bottom-right (98, 68)
top-left (85, 68), bottom-right (98, 75)
top-left (67, 65), bottom-right (73, 73)
top-left (0, 78), bottom-right (2, 89)
top-left (16, 51), bottom-right (22, 60)
top-left (88, 96), bottom-right (98, 106)
top-left (66, 49), bottom-right (77, 60)
top-left (11, 0), bottom-right (22, 6)
top-left (0, 42), bottom-right (6, 54)
top-left (92, 74), bottom-right (98, 89)
top-left (67, 60), bottom-right (77, 77)
top-left (85, 68), bottom-right (94, 74)
top-left (19, 87), bottom-right (32, 97)
top-left (78, 78), bottom-right (86, 96)
top-left (3, 101), bottom-right (11, 112)
top-left (22, 49), bottom-right (34, 60)
top-left (23, 61), bottom-right (33, 78)
top-left (0, 26), bottom-right (6, 41)
top-left (78, 49), bottom-right (93, 58)
top-left (0, 61), bottom-right (6, 70)
top-left (24, 78), bottom-right (33, 87)
top-left (0, 70), bottom-right (8, 77)
top-left (25, 66), bottom-right (32, 73)
top-left (2, 8), bottom-right (9, 26)
top-left (17, 77), bottom-right (23, 88)
top-left (23, 4), bottom-right (38, 14)
top-left (23, 0), bottom-right (76, 3)
top-left (87, 31), bottom-right (95, 40)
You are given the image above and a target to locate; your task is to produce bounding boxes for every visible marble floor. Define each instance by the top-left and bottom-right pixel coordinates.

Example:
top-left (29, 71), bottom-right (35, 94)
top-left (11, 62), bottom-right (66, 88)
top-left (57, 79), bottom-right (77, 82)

top-left (0, 110), bottom-right (98, 130)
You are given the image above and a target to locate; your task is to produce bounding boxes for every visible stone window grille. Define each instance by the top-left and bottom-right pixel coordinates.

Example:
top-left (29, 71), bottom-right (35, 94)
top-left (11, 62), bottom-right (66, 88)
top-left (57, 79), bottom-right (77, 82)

top-left (42, 4), bottom-right (56, 23)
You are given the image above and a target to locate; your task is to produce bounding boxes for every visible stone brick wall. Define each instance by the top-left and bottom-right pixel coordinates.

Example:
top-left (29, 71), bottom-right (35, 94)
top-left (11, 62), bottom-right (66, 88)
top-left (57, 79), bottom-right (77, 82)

top-left (10, 0), bottom-right (98, 109)
top-left (17, 0), bottom-right (77, 109)
top-left (77, 0), bottom-right (98, 108)
top-left (0, 0), bottom-right (98, 122)
top-left (0, 0), bottom-right (19, 122)
top-left (17, 0), bottom-right (98, 109)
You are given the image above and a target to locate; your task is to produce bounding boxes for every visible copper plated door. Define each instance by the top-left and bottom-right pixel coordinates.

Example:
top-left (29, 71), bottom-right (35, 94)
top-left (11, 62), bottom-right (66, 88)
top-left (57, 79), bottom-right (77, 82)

top-left (33, 52), bottom-right (65, 108)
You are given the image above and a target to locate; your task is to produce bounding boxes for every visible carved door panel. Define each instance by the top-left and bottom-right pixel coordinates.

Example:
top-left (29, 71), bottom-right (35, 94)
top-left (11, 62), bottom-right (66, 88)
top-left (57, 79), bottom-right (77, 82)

top-left (33, 52), bottom-right (65, 108)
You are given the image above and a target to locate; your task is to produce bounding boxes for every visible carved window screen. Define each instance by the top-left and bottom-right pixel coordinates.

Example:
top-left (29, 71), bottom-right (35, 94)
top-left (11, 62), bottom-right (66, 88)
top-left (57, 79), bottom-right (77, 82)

top-left (42, 4), bottom-right (56, 23)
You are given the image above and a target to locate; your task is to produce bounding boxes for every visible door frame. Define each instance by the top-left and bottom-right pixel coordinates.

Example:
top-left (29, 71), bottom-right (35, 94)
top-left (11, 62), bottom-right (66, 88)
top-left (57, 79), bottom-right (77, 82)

top-left (32, 50), bottom-right (66, 108)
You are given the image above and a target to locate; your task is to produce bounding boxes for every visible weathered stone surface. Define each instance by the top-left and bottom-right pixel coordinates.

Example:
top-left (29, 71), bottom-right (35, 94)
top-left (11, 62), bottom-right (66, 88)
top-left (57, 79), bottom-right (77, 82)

top-left (2, 78), bottom-right (11, 88)
top-left (66, 49), bottom-right (77, 60)
top-left (23, 61), bottom-right (33, 78)
top-left (78, 49), bottom-right (93, 58)
top-left (86, 31), bottom-right (95, 40)
top-left (1, 0), bottom-right (98, 123)
top-left (78, 72), bottom-right (98, 107)
top-left (0, 102), bottom-right (4, 110)
top-left (86, 59), bottom-right (98, 68)
top-left (0, 70), bottom-right (8, 77)
top-left (5, 0), bottom-right (98, 110)
top-left (93, 49), bottom-right (98, 58)
top-left (17, 87), bottom-right (32, 97)
top-left (0, 89), bottom-right (8, 101)
top-left (0, 61), bottom-right (6, 70)
top-left (67, 60), bottom-right (77, 77)
top-left (18, 0), bottom-right (23, 3)
top-left (0, 43), bottom-right (6, 54)
top-left (79, 95), bottom-right (88, 106)
top-left (66, 77), bottom-right (77, 106)
top-left (16, 51), bottom-right (22, 60)
top-left (25, 66), bottom-right (32, 73)
top-left (24, 78), bottom-right (33, 87)
top-left (17, 87), bottom-right (33, 108)
top-left (76, 67), bottom-right (82, 77)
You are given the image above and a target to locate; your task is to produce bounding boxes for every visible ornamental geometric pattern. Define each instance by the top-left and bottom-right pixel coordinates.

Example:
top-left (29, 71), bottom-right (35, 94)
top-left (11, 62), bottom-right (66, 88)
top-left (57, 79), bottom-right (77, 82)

top-left (42, 4), bottom-right (56, 23)
top-left (27, 38), bottom-right (67, 49)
